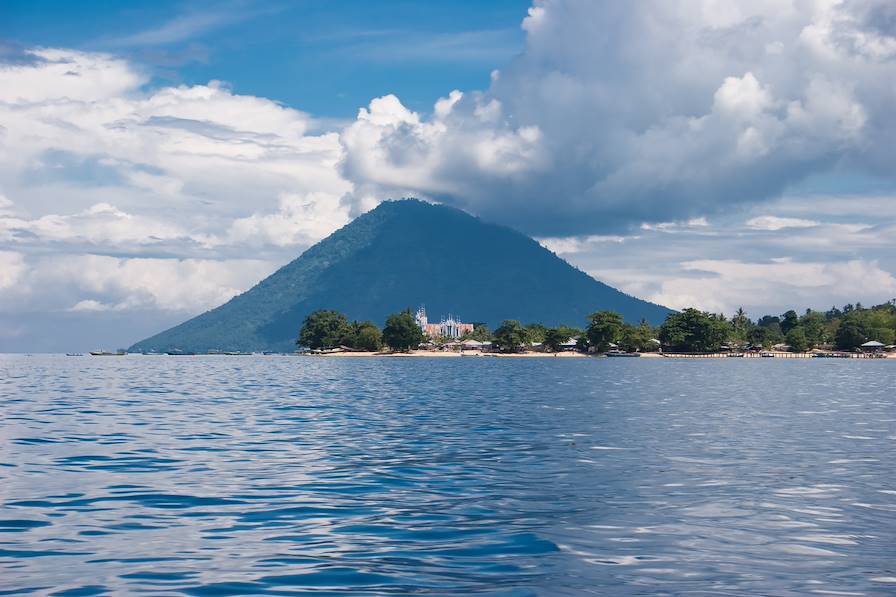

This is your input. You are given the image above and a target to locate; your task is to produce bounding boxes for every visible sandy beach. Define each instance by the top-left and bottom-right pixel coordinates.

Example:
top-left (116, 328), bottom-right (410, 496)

top-left (304, 350), bottom-right (893, 359)
top-left (306, 350), bottom-right (592, 358)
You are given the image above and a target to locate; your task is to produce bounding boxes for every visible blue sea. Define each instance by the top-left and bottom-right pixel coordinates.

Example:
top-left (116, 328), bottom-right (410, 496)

top-left (1, 355), bottom-right (895, 596)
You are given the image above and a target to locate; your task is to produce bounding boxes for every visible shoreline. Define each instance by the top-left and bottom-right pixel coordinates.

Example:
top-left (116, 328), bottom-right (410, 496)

top-left (303, 350), bottom-right (895, 359)
top-left (306, 350), bottom-right (594, 358)
top-left (24, 351), bottom-right (892, 359)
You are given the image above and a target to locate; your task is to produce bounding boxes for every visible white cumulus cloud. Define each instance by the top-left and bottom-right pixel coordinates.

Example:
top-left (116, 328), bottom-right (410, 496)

top-left (3, 254), bottom-right (273, 315)
top-left (646, 258), bottom-right (896, 315)
top-left (339, 0), bottom-right (896, 236)
top-left (0, 46), bottom-right (353, 332)
top-left (0, 47), bottom-right (351, 252)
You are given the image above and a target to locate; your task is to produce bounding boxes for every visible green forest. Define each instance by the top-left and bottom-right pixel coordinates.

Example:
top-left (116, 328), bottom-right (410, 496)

top-left (298, 300), bottom-right (896, 354)
top-left (654, 301), bottom-right (896, 353)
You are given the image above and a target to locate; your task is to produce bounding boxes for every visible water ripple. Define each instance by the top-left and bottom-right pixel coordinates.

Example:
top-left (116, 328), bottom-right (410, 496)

top-left (1, 355), bottom-right (894, 595)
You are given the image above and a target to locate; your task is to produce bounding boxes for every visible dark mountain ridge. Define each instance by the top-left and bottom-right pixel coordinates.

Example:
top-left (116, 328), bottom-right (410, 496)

top-left (130, 200), bottom-right (671, 352)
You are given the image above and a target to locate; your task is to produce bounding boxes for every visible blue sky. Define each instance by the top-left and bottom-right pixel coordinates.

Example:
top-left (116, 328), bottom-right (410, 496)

top-left (2, 1), bottom-right (896, 351)
top-left (1, 0), bottom-right (529, 117)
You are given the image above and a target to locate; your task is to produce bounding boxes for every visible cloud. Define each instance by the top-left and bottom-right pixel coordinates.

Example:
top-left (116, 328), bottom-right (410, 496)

top-left (339, 0), bottom-right (896, 236)
top-left (68, 299), bottom-right (112, 312)
top-left (0, 251), bottom-right (26, 290)
top-left (538, 234), bottom-right (631, 254)
top-left (541, 191), bottom-right (896, 317)
top-left (0, 46), bottom-right (351, 258)
top-left (0, 49), bottom-right (350, 215)
top-left (0, 194), bottom-right (14, 215)
top-left (0, 202), bottom-right (196, 248)
top-left (104, 5), bottom-right (268, 47)
top-left (646, 258), bottom-right (896, 315)
top-left (0, 45), bottom-right (352, 344)
top-left (0, 48), bottom-right (143, 102)
top-left (340, 92), bottom-right (547, 220)
top-left (745, 216), bottom-right (820, 231)
top-left (226, 192), bottom-right (352, 248)
top-left (0, 39), bottom-right (49, 66)
top-left (3, 253), bottom-right (273, 315)
top-left (640, 218), bottom-right (711, 233)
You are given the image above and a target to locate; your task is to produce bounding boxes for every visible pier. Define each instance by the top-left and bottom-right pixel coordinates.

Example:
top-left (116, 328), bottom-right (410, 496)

top-left (661, 351), bottom-right (887, 359)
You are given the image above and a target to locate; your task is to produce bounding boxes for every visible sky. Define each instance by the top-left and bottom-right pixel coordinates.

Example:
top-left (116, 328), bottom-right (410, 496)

top-left (2, 0), bottom-right (896, 352)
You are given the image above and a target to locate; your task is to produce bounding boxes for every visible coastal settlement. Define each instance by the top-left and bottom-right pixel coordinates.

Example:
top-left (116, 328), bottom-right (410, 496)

top-left (294, 301), bottom-right (896, 359)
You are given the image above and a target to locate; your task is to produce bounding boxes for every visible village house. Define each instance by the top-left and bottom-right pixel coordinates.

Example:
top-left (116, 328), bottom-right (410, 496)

top-left (414, 306), bottom-right (474, 339)
top-left (859, 340), bottom-right (885, 353)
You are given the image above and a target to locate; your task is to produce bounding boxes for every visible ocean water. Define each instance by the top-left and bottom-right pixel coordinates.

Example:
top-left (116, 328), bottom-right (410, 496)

top-left (1, 355), bottom-right (895, 596)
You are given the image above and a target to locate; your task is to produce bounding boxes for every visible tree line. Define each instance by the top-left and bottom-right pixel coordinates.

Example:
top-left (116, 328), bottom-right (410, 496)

top-left (297, 309), bottom-right (422, 352)
top-left (296, 308), bottom-right (592, 353)
top-left (640, 300), bottom-right (896, 353)
top-left (297, 300), bottom-right (896, 353)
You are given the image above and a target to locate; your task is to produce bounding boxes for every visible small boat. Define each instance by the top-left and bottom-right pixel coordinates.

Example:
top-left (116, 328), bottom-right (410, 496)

top-left (224, 351), bottom-right (252, 356)
top-left (65, 353), bottom-right (84, 356)
top-left (166, 349), bottom-right (197, 356)
top-left (90, 350), bottom-right (126, 356)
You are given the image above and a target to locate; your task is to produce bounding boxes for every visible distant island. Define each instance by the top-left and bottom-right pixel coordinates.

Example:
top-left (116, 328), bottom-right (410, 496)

top-left (128, 200), bottom-right (670, 354)
top-left (294, 299), bottom-right (896, 358)
top-left (126, 199), bottom-right (896, 359)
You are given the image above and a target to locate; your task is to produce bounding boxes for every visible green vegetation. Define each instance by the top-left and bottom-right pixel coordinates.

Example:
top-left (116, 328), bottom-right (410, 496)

top-left (348, 321), bottom-right (383, 352)
top-left (297, 310), bottom-right (384, 351)
top-left (493, 320), bottom-right (528, 353)
top-left (786, 327), bottom-right (809, 352)
top-left (296, 299), bottom-right (896, 356)
top-left (294, 311), bottom-right (583, 354)
top-left (129, 199), bottom-right (670, 354)
top-left (297, 310), bottom-right (351, 350)
top-left (460, 323), bottom-right (494, 342)
top-left (833, 305), bottom-right (896, 348)
top-left (658, 308), bottom-right (730, 353)
top-left (732, 302), bottom-right (896, 351)
top-left (653, 300), bottom-right (896, 353)
top-left (382, 309), bottom-right (424, 352)
top-left (543, 325), bottom-right (582, 351)
top-left (581, 311), bottom-right (659, 353)
top-left (523, 323), bottom-right (548, 343)
top-left (730, 307), bottom-right (751, 343)
top-left (618, 320), bottom-right (657, 353)
top-left (585, 311), bottom-right (625, 352)
top-left (576, 300), bottom-right (896, 354)
top-left (800, 311), bottom-right (829, 347)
